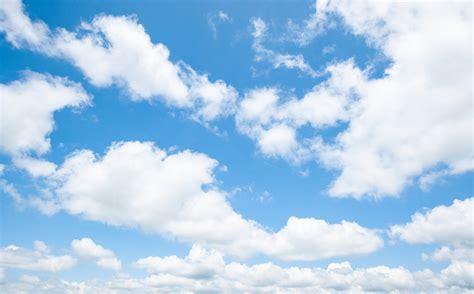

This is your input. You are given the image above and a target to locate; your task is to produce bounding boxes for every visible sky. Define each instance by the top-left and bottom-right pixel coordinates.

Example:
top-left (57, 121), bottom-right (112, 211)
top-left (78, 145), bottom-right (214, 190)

top-left (0, 0), bottom-right (472, 293)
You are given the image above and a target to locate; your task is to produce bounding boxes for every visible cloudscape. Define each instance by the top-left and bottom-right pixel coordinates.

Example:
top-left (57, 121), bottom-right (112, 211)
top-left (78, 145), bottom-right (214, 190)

top-left (0, 0), bottom-right (472, 292)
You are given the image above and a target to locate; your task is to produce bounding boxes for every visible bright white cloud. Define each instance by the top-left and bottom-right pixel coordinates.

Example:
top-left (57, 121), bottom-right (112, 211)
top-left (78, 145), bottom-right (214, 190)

top-left (135, 245), bottom-right (224, 279)
top-left (236, 60), bottom-right (364, 161)
top-left (71, 238), bottom-right (121, 271)
top-left (4, 245), bottom-right (473, 293)
top-left (0, 0), bottom-right (49, 49)
top-left (12, 156), bottom-right (57, 177)
top-left (245, 1), bottom-right (473, 198)
top-left (391, 197), bottom-right (474, 289)
top-left (311, 1), bottom-right (473, 198)
top-left (390, 198), bottom-right (474, 248)
top-left (0, 242), bottom-right (76, 272)
top-left (0, 72), bottom-right (91, 157)
top-left (251, 18), bottom-right (319, 77)
top-left (0, 1), bottom-right (237, 122)
top-left (30, 141), bottom-right (382, 261)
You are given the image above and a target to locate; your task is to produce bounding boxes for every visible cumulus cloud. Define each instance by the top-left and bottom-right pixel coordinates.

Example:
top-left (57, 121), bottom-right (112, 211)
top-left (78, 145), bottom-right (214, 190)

top-left (29, 141), bottom-right (382, 261)
top-left (245, 1), bottom-right (473, 198)
top-left (0, 0), bottom-right (237, 122)
top-left (390, 198), bottom-right (474, 248)
top-left (391, 198), bottom-right (474, 289)
top-left (0, 72), bottom-right (91, 157)
top-left (251, 17), bottom-right (319, 77)
top-left (0, 241), bottom-right (77, 272)
top-left (71, 238), bottom-right (121, 271)
top-left (0, 0), bottom-right (49, 49)
top-left (236, 60), bottom-right (364, 161)
top-left (312, 1), bottom-right (473, 198)
top-left (3, 244), bottom-right (473, 293)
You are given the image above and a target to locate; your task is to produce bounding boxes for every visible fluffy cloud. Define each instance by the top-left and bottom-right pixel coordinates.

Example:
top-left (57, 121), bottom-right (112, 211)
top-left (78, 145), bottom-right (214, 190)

top-left (251, 18), bottom-right (319, 77)
top-left (0, 72), bottom-right (90, 157)
top-left (71, 238), bottom-right (121, 271)
top-left (313, 1), bottom-right (473, 198)
top-left (0, 241), bottom-right (76, 272)
top-left (391, 198), bottom-right (474, 290)
top-left (31, 141), bottom-right (382, 261)
top-left (0, 0), bottom-right (49, 49)
top-left (135, 245), bottom-right (224, 279)
top-left (390, 198), bottom-right (474, 247)
top-left (0, 0), bottom-right (237, 122)
top-left (236, 60), bottom-right (363, 161)
top-left (244, 1), bottom-right (473, 198)
top-left (3, 244), bottom-right (473, 293)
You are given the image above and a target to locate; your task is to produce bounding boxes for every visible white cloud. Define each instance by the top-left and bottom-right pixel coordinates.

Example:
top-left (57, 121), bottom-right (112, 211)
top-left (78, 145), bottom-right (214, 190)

top-left (424, 246), bottom-right (473, 264)
top-left (0, 0), bottom-right (49, 49)
top-left (0, 72), bottom-right (91, 157)
top-left (390, 198), bottom-right (474, 248)
top-left (245, 1), bottom-right (473, 198)
top-left (286, 0), bottom-right (331, 46)
top-left (12, 157), bottom-right (57, 177)
top-left (311, 1), bottom-right (473, 198)
top-left (251, 18), bottom-right (319, 77)
top-left (1, 239), bottom-right (472, 293)
top-left (31, 141), bottom-right (382, 261)
top-left (268, 216), bottom-right (382, 261)
top-left (0, 242), bottom-right (76, 272)
top-left (236, 60), bottom-right (364, 161)
top-left (71, 238), bottom-right (121, 271)
top-left (0, 1), bottom-right (237, 122)
top-left (135, 245), bottom-right (224, 279)
top-left (391, 197), bottom-right (474, 290)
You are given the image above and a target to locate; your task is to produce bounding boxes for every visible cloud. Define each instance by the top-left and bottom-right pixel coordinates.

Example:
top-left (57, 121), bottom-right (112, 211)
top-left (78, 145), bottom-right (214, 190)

top-left (3, 244), bottom-right (473, 293)
top-left (135, 245), bottom-right (224, 279)
top-left (251, 18), bottom-right (319, 77)
top-left (286, 0), bottom-right (332, 46)
top-left (0, 0), bottom-right (237, 122)
top-left (0, 241), bottom-right (77, 272)
top-left (71, 238), bottom-right (121, 271)
top-left (390, 198), bottom-right (473, 248)
top-left (208, 10), bottom-right (231, 39)
top-left (391, 198), bottom-right (474, 290)
top-left (236, 60), bottom-right (363, 161)
top-left (312, 1), bottom-right (473, 198)
top-left (0, 0), bottom-right (49, 49)
top-left (30, 141), bottom-right (382, 261)
top-left (0, 72), bottom-right (91, 157)
top-left (246, 1), bottom-right (473, 198)
top-left (12, 157), bottom-right (57, 177)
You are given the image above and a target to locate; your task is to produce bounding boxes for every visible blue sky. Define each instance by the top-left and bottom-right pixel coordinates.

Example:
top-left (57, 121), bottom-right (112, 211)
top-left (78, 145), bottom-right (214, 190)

top-left (0, 0), bottom-right (473, 292)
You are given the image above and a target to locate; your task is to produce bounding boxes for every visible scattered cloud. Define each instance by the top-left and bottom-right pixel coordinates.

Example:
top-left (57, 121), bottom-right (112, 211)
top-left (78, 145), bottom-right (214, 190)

top-left (2, 243), bottom-right (473, 293)
top-left (0, 0), bottom-right (237, 123)
top-left (390, 198), bottom-right (473, 248)
top-left (245, 1), bottom-right (473, 198)
top-left (310, 1), bottom-right (473, 198)
top-left (391, 198), bottom-right (474, 290)
top-left (0, 72), bottom-right (91, 157)
top-left (208, 10), bottom-right (232, 39)
top-left (251, 18), bottom-right (320, 77)
top-left (71, 238), bottom-right (121, 271)
top-left (236, 60), bottom-right (363, 162)
top-left (0, 241), bottom-right (77, 272)
top-left (29, 141), bottom-right (382, 261)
